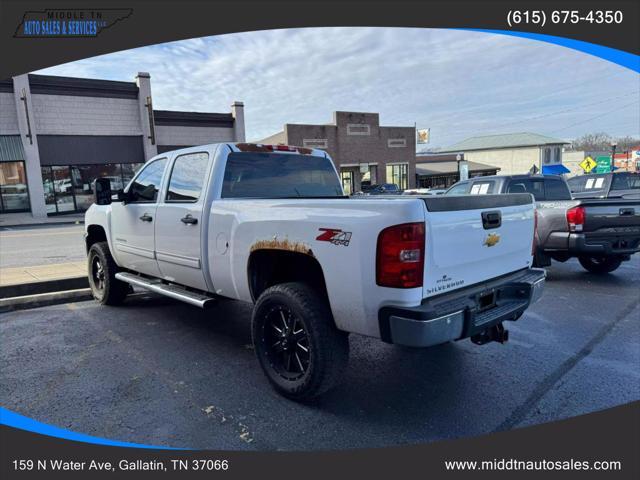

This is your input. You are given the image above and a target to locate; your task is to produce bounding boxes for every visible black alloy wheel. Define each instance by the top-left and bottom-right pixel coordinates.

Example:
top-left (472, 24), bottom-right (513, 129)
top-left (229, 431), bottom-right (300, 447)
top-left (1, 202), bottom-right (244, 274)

top-left (262, 305), bottom-right (311, 381)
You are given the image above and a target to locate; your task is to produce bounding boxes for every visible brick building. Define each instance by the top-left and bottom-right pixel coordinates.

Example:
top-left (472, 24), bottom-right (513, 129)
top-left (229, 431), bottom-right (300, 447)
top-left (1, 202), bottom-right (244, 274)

top-left (260, 111), bottom-right (416, 194)
top-left (0, 72), bottom-right (245, 218)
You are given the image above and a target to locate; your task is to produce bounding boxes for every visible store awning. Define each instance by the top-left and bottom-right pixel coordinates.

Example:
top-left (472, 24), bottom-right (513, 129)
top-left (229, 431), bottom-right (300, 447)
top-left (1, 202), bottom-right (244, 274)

top-left (416, 160), bottom-right (499, 176)
top-left (37, 135), bottom-right (145, 166)
top-left (542, 164), bottom-right (570, 175)
top-left (0, 136), bottom-right (25, 162)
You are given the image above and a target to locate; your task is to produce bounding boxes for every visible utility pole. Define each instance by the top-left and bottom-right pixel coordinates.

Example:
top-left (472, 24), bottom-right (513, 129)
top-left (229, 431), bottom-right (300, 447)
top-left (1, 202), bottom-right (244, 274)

top-left (610, 141), bottom-right (617, 172)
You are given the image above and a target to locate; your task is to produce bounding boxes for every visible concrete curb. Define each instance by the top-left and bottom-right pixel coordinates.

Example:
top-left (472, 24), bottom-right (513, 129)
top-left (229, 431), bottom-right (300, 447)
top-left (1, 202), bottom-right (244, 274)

top-left (0, 277), bottom-right (89, 298)
top-left (0, 288), bottom-right (93, 313)
top-left (0, 220), bottom-right (84, 229)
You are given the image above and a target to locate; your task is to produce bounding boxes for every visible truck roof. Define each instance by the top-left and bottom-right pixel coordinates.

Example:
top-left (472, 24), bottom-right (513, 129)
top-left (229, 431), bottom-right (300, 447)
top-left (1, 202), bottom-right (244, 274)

top-left (158, 142), bottom-right (328, 158)
top-left (460, 174), bottom-right (566, 182)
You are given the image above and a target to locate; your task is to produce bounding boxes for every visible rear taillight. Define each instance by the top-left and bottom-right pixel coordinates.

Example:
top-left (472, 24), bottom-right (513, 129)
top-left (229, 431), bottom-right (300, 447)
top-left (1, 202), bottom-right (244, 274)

top-left (376, 222), bottom-right (425, 288)
top-left (532, 209), bottom-right (538, 256)
top-left (566, 206), bottom-right (585, 232)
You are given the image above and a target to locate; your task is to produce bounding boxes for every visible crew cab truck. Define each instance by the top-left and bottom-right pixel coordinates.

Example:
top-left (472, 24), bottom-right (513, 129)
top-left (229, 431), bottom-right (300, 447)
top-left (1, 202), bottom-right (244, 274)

top-left (85, 143), bottom-right (545, 400)
top-left (567, 172), bottom-right (640, 200)
top-left (446, 174), bottom-right (640, 274)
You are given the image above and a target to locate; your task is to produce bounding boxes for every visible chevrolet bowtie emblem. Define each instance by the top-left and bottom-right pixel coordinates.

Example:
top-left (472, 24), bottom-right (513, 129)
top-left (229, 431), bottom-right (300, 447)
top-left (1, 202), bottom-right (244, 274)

top-left (483, 233), bottom-right (501, 247)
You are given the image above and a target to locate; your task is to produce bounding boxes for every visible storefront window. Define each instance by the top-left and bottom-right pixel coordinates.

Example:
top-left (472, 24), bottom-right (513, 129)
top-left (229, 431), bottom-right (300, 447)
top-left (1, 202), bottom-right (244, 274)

top-left (51, 166), bottom-right (76, 213)
top-left (0, 161), bottom-right (30, 213)
top-left (360, 165), bottom-right (377, 189)
top-left (41, 162), bottom-right (145, 215)
top-left (121, 163), bottom-right (144, 188)
top-left (341, 170), bottom-right (354, 195)
top-left (72, 164), bottom-right (123, 211)
top-left (41, 167), bottom-right (56, 214)
top-left (386, 163), bottom-right (408, 190)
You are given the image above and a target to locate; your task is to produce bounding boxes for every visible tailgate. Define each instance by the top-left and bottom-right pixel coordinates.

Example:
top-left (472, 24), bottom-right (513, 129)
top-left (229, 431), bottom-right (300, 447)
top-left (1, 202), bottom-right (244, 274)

top-left (422, 194), bottom-right (534, 298)
top-left (581, 199), bottom-right (640, 233)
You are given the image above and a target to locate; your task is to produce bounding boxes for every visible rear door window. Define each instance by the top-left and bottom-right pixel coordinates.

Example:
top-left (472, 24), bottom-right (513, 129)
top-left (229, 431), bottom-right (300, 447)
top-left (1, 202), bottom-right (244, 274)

top-left (469, 181), bottom-right (495, 195)
top-left (567, 176), bottom-right (585, 193)
top-left (222, 152), bottom-right (343, 198)
top-left (166, 152), bottom-right (209, 202)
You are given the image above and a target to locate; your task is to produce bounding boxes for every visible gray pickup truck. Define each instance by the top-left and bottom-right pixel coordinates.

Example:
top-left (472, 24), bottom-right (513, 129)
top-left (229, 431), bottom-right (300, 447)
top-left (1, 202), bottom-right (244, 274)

top-left (446, 174), bottom-right (640, 273)
top-left (567, 172), bottom-right (640, 200)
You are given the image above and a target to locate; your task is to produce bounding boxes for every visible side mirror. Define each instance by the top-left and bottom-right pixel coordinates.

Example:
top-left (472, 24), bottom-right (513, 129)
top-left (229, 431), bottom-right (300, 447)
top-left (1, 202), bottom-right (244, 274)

top-left (94, 178), bottom-right (112, 205)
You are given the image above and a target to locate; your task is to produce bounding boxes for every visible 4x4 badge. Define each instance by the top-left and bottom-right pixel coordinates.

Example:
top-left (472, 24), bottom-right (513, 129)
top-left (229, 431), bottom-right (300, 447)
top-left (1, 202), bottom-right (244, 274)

top-left (316, 228), bottom-right (352, 246)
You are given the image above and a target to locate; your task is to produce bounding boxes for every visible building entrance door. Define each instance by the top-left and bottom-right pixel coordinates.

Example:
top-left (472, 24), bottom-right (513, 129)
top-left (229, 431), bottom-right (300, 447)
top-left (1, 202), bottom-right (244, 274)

top-left (341, 170), bottom-right (354, 195)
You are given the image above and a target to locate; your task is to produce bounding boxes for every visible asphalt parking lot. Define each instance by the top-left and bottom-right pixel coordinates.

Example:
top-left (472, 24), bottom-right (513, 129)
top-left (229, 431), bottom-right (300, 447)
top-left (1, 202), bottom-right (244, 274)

top-left (1, 256), bottom-right (639, 451)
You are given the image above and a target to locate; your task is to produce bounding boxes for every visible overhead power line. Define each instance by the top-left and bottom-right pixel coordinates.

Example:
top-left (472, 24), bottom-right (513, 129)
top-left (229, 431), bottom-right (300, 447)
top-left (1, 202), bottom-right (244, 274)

top-left (550, 100), bottom-right (640, 134)
top-left (488, 91), bottom-right (639, 131)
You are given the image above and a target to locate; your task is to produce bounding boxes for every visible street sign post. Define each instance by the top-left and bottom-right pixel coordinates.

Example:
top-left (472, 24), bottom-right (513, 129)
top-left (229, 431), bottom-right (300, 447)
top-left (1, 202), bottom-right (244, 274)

top-left (594, 156), bottom-right (612, 174)
top-left (579, 156), bottom-right (597, 173)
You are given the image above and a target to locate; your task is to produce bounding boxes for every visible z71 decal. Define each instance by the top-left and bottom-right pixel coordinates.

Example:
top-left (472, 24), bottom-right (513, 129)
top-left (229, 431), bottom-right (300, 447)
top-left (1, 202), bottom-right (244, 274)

top-left (316, 228), bottom-right (352, 246)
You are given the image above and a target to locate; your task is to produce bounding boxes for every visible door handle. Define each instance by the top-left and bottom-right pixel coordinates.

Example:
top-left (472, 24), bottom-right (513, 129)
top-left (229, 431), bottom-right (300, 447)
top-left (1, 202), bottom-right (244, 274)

top-left (619, 208), bottom-right (635, 216)
top-left (181, 214), bottom-right (198, 225)
top-left (481, 210), bottom-right (501, 229)
top-left (139, 213), bottom-right (153, 222)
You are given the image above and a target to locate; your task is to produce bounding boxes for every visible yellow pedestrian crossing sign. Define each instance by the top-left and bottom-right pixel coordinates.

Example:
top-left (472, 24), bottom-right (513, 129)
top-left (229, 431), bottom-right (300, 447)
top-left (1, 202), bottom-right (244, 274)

top-left (580, 156), bottom-right (597, 173)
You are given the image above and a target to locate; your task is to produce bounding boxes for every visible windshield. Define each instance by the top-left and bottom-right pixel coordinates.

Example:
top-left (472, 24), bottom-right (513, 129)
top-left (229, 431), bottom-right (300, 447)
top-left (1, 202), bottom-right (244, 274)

top-left (221, 152), bottom-right (344, 198)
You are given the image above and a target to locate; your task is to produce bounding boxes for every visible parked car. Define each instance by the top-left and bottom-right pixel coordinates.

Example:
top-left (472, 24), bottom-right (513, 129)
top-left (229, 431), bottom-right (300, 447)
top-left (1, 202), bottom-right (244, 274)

top-left (402, 188), bottom-right (446, 195)
top-left (567, 172), bottom-right (640, 199)
top-left (362, 183), bottom-right (401, 195)
top-left (85, 143), bottom-right (544, 400)
top-left (445, 174), bottom-right (640, 273)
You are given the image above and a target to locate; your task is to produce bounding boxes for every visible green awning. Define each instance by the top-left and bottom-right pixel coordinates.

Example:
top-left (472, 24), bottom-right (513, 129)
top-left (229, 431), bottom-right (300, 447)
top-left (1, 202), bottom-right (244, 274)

top-left (0, 136), bottom-right (25, 162)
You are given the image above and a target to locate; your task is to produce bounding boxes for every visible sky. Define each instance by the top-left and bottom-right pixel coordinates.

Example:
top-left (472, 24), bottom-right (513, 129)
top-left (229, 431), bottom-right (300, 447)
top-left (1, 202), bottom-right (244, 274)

top-left (37, 28), bottom-right (640, 150)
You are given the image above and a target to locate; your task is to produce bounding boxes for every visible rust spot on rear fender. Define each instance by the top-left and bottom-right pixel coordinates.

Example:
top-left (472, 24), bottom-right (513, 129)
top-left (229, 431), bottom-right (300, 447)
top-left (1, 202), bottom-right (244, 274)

top-left (251, 238), bottom-right (314, 257)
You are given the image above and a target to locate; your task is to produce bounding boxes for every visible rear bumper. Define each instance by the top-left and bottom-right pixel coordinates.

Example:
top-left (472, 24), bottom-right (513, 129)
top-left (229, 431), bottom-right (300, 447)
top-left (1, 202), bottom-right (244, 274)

top-left (543, 230), bottom-right (640, 257)
top-left (378, 268), bottom-right (545, 347)
top-left (567, 232), bottom-right (640, 256)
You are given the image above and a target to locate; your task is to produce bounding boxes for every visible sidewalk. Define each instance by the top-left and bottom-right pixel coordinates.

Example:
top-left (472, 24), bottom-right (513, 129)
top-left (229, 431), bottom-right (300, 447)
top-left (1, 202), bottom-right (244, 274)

top-left (0, 212), bottom-right (84, 228)
top-left (0, 261), bottom-right (86, 287)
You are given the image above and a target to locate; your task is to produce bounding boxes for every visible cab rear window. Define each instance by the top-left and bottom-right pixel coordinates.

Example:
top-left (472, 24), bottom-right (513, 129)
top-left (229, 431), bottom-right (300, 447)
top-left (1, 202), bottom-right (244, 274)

top-left (221, 152), bottom-right (344, 198)
top-left (611, 174), bottom-right (640, 191)
top-left (506, 178), bottom-right (571, 201)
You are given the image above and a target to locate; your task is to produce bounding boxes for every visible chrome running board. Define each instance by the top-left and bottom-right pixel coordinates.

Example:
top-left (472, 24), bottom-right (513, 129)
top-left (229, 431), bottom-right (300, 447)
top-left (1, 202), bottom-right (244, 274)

top-left (115, 272), bottom-right (216, 308)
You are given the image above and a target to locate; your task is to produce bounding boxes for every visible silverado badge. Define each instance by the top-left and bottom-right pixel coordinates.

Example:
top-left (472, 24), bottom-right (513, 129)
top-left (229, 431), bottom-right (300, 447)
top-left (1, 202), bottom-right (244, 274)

top-left (483, 233), bottom-right (501, 247)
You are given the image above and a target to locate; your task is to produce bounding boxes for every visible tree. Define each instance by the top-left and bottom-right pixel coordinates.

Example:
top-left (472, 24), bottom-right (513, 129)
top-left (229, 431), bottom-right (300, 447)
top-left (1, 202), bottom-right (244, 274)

top-left (569, 132), bottom-right (640, 152)
top-left (568, 132), bottom-right (612, 152)
top-left (615, 136), bottom-right (640, 152)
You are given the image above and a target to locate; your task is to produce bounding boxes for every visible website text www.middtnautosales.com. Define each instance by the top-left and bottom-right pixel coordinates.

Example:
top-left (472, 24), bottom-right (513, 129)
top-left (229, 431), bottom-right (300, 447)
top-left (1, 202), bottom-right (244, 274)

top-left (444, 458), bottom-right (622, 472)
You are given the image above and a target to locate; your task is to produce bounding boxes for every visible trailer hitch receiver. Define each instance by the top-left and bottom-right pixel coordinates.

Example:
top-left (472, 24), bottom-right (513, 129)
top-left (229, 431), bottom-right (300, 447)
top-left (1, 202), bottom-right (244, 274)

top-left (471, 323), bottom-right (509, 345)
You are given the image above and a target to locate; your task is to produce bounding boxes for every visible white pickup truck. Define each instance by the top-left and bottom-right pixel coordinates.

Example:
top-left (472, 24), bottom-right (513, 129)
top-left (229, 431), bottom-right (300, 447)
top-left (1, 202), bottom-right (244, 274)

top-left (85, 143), bottom-right (545, 400)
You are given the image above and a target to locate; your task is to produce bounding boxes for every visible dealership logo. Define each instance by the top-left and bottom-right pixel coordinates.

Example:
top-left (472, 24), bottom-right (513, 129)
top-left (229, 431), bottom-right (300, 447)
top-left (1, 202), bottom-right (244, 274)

top-left (14, 8), bottom-right (132, 38)
top-left (316, 228), bottom-right (352, 246)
